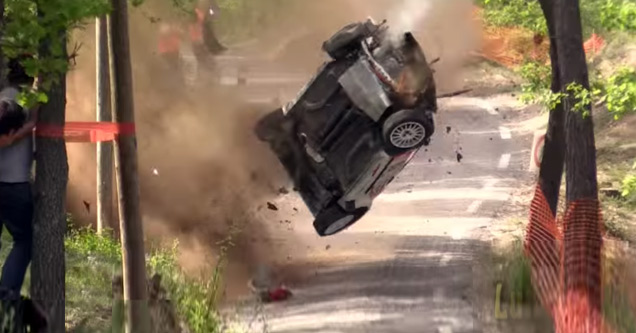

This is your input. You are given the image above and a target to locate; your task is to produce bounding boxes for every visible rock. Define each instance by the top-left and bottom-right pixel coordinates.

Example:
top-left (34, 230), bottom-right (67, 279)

top-left (456, 152), bottom-right (463, 163)
top-left (600, 188), bottom-right (622, 199)
top-left (267, 202), bottom-right (278, 211)
top-left (325, 245), bottom-right (331, 250)
top-left (278, 187), bottom-right (289, 195)
top-left (446, 126), bottom-right (452, 134)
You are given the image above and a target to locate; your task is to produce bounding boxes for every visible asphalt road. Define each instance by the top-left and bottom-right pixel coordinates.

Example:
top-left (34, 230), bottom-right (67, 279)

top-left (214, 53), bottom-right (536, 333)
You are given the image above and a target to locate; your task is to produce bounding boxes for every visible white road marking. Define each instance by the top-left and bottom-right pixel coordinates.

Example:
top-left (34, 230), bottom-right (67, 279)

top-left (499, 126), bottom-right (512, 139)
top-left (466, 179), bottom-right (499, 213)
top-left (246, 97), bottom-right (279, 105)
top-left (245, 76), bottom-right (306, 85)
top-left (438, 97), bottom-right (498, 115)
top-left (438, 326), bottom-right (453, 333)
top-left (466, 200), bottom-right (482, 213)
top-left (482, 178), bottom-right (499, 188)
top-left (377, 188), bottom-right (511, 202)
top-left (498, 153), bottom-right (512, 169)
top-left (439, 254), bottom-right (452, 266)
top-left (219, 76), bottom-right (239, 86)
top-left (454, 130), bottom-right (502, 135)
top-left (219, 74), bottom-right (306, 86)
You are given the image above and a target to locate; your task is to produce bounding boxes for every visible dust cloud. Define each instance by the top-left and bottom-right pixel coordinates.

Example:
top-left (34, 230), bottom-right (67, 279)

top-left (64, 0), bottom-right (479, 300)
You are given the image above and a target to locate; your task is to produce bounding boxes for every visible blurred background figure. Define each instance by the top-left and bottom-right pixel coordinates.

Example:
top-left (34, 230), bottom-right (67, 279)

top-left (157, 21), bottom-right (182, 70)
top-left (199, 0), bottom-right (227, 55)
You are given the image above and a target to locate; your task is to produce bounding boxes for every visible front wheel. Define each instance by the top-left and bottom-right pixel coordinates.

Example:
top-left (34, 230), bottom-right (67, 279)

top-left (313, 205), bottom-right (368, 237)
top-left (382, 109), bottom-right (434, 156)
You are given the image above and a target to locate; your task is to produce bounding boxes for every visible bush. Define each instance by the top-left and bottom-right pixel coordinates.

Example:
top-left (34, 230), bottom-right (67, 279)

top-left (600, 67), bottom-right (636, 120)
top-left (61, 222), bottom-right (225, 332)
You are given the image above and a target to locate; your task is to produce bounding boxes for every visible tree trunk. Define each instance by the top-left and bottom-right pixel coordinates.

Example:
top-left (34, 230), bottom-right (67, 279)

top-left (537, 0), bottom-right (566, 217)
top-left (30, 44), bottom-right (69, 333)
top-left (554, 1), bottom-right (598, 203)
top-left (554, 0), bottom-right (602, 316)
top-left (109, 0), bottom-right (150, 331)
top-left (96, 15), bottom-right (113, 235)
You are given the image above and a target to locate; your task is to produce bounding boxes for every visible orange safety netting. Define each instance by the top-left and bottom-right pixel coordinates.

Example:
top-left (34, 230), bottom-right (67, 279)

top-left (525, 185), bottom-right (614, 333)
top-left (473, 6), bottom-right (606, 68)
top-left (35, 122), bottom-right (135, 143)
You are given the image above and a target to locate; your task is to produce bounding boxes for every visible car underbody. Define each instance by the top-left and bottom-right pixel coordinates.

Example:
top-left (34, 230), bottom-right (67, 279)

top-left (255, 18), bottom-right (438, 236)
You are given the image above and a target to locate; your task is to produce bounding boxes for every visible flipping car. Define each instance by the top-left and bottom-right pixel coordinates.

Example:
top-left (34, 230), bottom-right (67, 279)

top-left (255, 18), bottom-right (438, 236)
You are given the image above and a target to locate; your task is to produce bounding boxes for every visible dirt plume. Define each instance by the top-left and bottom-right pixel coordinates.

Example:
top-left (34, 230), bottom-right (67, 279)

top-left (66, 5), bottom-right (297, 299)
top-left (64, 0), bottom-right (481, 301)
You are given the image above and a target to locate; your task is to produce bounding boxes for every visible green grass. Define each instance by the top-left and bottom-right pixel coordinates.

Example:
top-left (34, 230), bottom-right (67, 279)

top-left (0, 218), bottom-right (226, 332)
top-left (605, 281), bottom-right (636, 333)
top-left (493, 236), bottom-right (536, 309)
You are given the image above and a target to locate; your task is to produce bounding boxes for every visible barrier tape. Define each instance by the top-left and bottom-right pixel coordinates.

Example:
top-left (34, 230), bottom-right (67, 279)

top-left (35, 122), bottom-right (136, 143)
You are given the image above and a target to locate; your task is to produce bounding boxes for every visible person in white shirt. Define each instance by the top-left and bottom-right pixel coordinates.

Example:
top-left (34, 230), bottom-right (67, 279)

top-left (0, 57), bottom-right (37, 297)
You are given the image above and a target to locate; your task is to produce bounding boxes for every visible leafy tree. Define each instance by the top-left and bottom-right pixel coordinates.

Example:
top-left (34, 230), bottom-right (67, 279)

top-left (2, 0), bottom-right (110, 105)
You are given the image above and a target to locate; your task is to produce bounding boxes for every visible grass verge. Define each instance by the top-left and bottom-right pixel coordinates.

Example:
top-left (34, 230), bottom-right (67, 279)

top-left (0, 216), bottom-right (226, 332)
top-left (494, 221), bottom-right (636, 332)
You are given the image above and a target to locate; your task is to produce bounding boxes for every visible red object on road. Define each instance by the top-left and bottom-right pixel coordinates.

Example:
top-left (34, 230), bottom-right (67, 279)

top-left (267, 286), bottom-right (293, 302)
top-left (35, 122), bottom-right (135, 142)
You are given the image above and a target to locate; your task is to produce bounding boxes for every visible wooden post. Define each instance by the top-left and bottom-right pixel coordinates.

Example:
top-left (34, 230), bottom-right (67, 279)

top-left (96, 15), bottom-right (113, 235)
top-left (109, 0), bottom-right (150, 331)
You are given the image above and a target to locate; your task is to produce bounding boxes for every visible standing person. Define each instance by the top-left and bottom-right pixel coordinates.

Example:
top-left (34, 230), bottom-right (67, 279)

top-left (190, 0), bottom-right (226, 60)
top-left (0, 57), bottom-right (37, 298)
top-left (201, 0), bottom-right (226, 55)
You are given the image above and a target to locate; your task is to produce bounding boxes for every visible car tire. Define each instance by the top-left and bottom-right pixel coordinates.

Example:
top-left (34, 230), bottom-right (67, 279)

top-left (313, 205), bottom-right (368, 237)
top-left (254, 108), bottom-right (285, 142)
top-left (382, 109), bottom-right (434, 156)
top-left (322, 23), bottom-right (366, 60)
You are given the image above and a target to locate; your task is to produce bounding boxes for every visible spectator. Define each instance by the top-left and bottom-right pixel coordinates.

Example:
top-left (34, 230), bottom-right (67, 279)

top-left (0, 56), bottom-right (37, 297)
top-left (193, 0), bottom-right (226, 56)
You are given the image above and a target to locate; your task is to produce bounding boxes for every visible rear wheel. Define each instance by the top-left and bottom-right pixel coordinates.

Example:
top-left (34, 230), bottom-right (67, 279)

top-left (322, 23), bottom-right (366, 60)
top-left (382, 109), bottom-right (434, 156)
top-left (313, 205), bottom-right (368, 237)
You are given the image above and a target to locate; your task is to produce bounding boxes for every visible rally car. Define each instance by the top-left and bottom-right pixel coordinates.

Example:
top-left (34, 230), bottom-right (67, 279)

top-left (255, 18), bottom-right (438, 236)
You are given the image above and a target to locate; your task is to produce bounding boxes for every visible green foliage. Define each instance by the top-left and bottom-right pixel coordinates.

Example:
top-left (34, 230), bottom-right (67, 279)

top-left (517, 61), bottom-right (567, 109)
top-left (477, 0), bottom-right (636, 36)
top-left (518, 60), bottom-right (551, 103)
top-left (2, 0), bottom-right (111, 108)
top-left (476, 0), bottom-right (547, 33)
top-left (621, 161), bottom-right (636, 204)
top-left (566, 82), bottom-right (594, 117)
top-left (622, 174), bottom-right (636, 197)
top-left (600, 0), bottom-right (636, 32)
top-left (517, 59), bottom-right (636, 122)
top-left (597, 67), bottom-right (636, 120)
